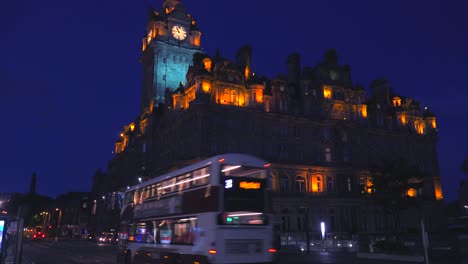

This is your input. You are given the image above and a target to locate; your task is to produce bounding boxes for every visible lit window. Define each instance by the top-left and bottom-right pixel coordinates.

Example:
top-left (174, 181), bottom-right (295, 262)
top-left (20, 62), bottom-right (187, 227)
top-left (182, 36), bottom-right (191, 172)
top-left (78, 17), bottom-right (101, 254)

top-left (312, 176), bottom-right (322, 192)
top-left (223, 89), bottom-right (230, 103)
top-left (323, 85), bottom-right (332, 99)
top-left (230, 90), bottom-right (236, 103)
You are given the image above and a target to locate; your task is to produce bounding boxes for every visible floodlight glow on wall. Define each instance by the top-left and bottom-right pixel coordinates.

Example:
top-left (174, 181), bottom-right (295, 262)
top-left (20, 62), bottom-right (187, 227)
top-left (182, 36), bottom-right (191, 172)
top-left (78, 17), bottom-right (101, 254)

top-left (320, 221), bottom-right (325, 240)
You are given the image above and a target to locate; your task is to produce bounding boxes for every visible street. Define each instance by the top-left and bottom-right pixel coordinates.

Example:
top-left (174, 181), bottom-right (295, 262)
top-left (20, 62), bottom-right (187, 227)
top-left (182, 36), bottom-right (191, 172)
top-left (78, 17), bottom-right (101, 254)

top-left (21, 239), bottom-right (118, 264)
top-left (15, 239), bottom-right (465, 264)
top-left (276, 252), bottom-right (419, 264)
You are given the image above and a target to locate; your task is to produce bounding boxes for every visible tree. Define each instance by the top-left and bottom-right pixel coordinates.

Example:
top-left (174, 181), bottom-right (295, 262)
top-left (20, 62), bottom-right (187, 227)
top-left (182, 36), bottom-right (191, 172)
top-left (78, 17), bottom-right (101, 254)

top-left (370, 159), bottom-right (423, 236)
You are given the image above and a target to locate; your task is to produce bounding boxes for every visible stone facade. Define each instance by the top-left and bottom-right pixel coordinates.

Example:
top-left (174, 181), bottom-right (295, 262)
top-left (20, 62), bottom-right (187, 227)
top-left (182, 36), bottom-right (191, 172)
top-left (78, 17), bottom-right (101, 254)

top-left (99, 0), bottom-right (445, 237)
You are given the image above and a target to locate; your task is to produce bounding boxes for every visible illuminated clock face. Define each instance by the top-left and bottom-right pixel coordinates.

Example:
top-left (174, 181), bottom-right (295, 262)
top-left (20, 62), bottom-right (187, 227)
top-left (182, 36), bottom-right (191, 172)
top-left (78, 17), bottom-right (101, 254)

top-left (171, 25), bottom-right (187, 40)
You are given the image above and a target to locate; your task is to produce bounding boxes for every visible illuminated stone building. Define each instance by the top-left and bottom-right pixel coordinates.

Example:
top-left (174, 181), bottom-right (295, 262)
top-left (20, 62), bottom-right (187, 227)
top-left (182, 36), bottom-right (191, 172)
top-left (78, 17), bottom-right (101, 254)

top-left (101, 0), bottom-right (445, 238)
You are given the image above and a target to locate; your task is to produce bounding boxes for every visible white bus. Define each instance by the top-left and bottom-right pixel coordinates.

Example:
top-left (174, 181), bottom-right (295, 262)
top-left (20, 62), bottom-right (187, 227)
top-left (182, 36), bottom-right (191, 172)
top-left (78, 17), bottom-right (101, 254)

top-left (117, 153), bottom-right (277, 264)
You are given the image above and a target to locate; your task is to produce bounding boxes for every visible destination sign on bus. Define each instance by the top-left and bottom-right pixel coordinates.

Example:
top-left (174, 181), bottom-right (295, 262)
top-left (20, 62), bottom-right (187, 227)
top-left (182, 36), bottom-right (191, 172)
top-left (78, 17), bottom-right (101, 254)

top-left (224, 178), bottom-right (263, 190)
top-left (239, 181), bottom-right (261, 189)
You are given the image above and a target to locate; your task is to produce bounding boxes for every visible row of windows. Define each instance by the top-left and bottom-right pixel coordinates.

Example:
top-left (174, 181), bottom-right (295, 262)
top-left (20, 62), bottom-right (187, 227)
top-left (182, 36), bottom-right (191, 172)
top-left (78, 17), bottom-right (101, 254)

top-left (125, 167), bottom-right (211, 205)
top-left (128, 216), bottom-right (197, 245)
top-left (279, 209), bottom-right (388, 233)
top-left (211, 117), bottom-right (352, 141)
top-left (161, 56), bottom-right (190, 64)
top-left (278, 175), bottom-right (370, 193)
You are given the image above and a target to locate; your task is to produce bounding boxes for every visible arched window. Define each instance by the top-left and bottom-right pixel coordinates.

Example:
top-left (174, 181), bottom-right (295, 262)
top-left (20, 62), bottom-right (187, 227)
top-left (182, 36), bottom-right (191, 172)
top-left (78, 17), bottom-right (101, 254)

top-left (295, 176), bottom-right (306, 192)
top-left (230, 90), bottom-right (236, 103)
top-left (224, 89), bottom-right (230, 103)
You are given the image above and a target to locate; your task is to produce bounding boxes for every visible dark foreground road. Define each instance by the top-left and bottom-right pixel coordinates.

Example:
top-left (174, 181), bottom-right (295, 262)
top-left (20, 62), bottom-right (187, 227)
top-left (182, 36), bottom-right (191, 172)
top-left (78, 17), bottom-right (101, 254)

top-left (22, 239), bottom-right (118, 264)
top-left (18, 239), bottom-right (465, 264)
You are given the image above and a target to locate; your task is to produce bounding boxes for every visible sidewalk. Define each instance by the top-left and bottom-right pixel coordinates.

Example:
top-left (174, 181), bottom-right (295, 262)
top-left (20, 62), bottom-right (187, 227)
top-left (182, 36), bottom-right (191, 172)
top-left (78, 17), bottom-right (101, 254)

top-left (3, 239), bottom-right (34, 264)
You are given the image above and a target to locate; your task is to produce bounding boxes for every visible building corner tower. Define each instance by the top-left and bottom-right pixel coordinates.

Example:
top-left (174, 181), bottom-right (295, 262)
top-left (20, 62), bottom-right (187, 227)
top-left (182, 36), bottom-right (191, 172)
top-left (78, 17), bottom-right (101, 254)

top-left (140, 0), bottom-right (202, 114)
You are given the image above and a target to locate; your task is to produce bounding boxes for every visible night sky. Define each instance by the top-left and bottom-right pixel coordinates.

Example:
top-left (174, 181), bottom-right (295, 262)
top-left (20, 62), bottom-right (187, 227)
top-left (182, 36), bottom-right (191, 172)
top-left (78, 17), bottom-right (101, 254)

top-left (2, 0), bottom-right (467, 202)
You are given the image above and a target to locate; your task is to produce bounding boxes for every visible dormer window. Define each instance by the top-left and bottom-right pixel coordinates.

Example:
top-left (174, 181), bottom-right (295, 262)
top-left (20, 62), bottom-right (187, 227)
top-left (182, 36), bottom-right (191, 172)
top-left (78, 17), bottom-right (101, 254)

top-left (393, 97), bottom-right (402, 107)
top-left (202, 58), bottom-right (212, 72)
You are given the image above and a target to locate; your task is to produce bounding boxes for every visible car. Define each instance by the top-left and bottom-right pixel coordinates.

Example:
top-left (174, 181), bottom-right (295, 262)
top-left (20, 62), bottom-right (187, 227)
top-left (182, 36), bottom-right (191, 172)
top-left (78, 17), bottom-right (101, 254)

top-left (31, 231), bottom-right (47, 241)
top-left (97, 232), bottom-right (117, 244)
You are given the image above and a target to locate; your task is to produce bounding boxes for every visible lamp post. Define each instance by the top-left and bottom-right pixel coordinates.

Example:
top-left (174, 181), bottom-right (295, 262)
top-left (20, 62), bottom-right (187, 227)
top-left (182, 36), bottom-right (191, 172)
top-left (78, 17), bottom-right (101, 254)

top-left (320, 220), bottom-right (326, 251)
top-left (299, 206), bottom-right (310, 254)
top-left (54, 208), bottom-right (62, 242)
top-left (40, 211), bottom-right (49, 230)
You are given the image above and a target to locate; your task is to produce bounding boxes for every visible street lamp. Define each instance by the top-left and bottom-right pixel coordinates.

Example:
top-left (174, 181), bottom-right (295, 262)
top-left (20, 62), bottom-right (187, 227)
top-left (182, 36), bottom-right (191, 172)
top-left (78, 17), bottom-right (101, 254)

top-left (138, 177), bottom-right (142, 183)
top-left (54, 208), bottom-right (62, 242)
top-left (320, 221), bottom-right (326, 252)
top-left (299, 206), bottom-right (310, 254)
top-left (40, 211), bottom-right (49, 230)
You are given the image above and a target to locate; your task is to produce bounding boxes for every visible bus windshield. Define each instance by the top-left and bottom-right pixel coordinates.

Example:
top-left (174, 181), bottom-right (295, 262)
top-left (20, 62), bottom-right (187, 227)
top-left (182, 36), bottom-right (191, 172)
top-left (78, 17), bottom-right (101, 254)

top-left (221, 165), bottom-right (269, 225)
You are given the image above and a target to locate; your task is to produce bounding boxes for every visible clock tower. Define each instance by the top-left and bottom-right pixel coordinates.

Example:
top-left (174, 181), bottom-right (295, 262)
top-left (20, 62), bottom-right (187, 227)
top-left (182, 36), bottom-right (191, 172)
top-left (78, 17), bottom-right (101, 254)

top-left (140, 0), bottom-right (202, 113)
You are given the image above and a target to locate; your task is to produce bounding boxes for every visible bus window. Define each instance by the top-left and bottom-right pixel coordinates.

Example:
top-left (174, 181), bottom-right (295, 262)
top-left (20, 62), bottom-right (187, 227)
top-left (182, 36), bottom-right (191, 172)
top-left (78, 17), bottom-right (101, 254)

top-left (221, 165), bottom-right (266, 179)
top-left (150, 184), bottom-right (157, 197)
top-left (131, 217), bottom-right (197, 245)
top-left (172, 217), bottom-right (197, 244)
top-left (158, 220), bottom-right (172, 244)
top-left (162, 178), bottom-right (176, 194)
top-left (192, 167), bottom-right (210, 186)
top-left (156, 183), bottom-right (163, 199)
top-left (177, 173), bottom-right (191, 192)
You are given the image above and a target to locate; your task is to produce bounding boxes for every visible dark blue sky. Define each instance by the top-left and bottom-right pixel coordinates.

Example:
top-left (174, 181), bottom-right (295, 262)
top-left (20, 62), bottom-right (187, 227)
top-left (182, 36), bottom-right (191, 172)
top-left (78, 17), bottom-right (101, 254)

top-left (2, 0), bottom-right (467, 201)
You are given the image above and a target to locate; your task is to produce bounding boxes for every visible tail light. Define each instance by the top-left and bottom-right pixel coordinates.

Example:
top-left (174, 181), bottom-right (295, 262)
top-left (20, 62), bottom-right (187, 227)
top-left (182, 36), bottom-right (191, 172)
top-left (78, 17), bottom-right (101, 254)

top-left (208, 249), bottom-right (217, 254)
top-left (268, 248), bottom-right (277, 253)
top-left (33, 235), bottom-right (37, 238)
top-left (42, 234), bottom-right (45, 238)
